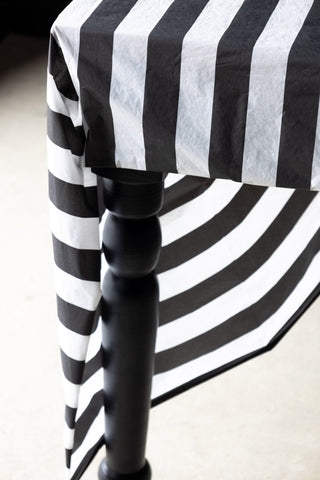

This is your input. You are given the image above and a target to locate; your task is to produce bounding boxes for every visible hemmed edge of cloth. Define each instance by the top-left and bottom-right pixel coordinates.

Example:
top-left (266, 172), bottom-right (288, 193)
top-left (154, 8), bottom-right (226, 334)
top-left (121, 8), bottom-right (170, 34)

top-left (151, 280), bottom-right (320, 407)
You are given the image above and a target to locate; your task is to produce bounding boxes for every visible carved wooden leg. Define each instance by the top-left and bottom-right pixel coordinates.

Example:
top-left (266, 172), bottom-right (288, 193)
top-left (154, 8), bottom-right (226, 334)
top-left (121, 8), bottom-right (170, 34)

top-left (92, 168), bottom-right (165, 480)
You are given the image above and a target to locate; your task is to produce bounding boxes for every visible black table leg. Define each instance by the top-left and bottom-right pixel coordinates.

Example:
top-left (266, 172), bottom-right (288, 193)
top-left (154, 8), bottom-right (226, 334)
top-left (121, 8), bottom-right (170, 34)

top-left (91, 168), bottom-right (165, 480)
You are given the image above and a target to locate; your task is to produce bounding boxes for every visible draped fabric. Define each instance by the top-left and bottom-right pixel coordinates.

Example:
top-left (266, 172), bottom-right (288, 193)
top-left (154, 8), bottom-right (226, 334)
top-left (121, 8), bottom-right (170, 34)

top-left (47, 1), bottom-right (320, 478)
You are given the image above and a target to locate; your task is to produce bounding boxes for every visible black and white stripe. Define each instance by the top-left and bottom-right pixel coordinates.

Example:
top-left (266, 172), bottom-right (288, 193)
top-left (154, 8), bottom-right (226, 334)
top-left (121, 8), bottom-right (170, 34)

top-left (48, 1), bottom-right (320, 478)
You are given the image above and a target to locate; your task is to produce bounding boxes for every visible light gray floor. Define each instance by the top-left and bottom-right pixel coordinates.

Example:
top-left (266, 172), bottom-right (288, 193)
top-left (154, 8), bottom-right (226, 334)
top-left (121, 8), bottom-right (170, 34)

top-left (1, 34), bottom-right (320, 480)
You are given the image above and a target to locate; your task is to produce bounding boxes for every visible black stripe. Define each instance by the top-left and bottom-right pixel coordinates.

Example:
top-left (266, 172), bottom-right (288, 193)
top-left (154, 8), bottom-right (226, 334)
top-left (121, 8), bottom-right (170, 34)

top-left (209, 0), bottom-right (280, 181)
top-left (157, 183), bottom-right (266, 274)
top-left (159, 189), bottom-right (316, 324)
top-left (57, 296), bottom-right (101, 336)
top-left (276, 1), bottom-right (320, 189)
top-left (69, 435), bottom-right (104, 480)
top-left (143, 0), bottom-right (210, 172)
top-left (48, 34), bottom-right (78, 101)
top-left (49, 171), bottom-right (99, 218)
top-left (160, 177), bottom-right (214, 216)
top-left (66, 449), bottom-right (72, 469)
top-left (65, 406), bottom-right (77, 430)
top-left (97, 174), bottom-right (107, 222)
top-left (61, 349), bottom-right (84, 385)
top-left (151, 281), bottom-right (320, 407)
top-left (78, 0), bottom-right (139, 168)
top-left (52, 234), bottom-right (101, 282)
top-left (72, 390), bottom-right (104, 454)
top-left (47, 106), bottom-right (85, 156)
top-left (82, 347), bottom-right (103, 384)
top-left (155, 223), bottom-right (320, 374)
top-left (61, 347), bottom-right (103, 385)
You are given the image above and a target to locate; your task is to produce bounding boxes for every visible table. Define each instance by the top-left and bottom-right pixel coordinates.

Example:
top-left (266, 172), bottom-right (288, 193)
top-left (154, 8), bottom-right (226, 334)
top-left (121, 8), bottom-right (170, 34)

top-left (47, 1), bottom-right (320, 478)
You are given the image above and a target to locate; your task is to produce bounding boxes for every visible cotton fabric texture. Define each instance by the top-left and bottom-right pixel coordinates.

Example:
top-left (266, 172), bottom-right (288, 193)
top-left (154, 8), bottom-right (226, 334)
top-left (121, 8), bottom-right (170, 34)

top-left (47, 0), bottom-right (320, 478)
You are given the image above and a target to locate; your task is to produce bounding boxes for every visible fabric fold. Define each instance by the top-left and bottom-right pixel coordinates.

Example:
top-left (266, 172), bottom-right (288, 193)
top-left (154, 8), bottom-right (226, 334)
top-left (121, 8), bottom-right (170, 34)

top-left (47, 1), bottom-right (320, 478)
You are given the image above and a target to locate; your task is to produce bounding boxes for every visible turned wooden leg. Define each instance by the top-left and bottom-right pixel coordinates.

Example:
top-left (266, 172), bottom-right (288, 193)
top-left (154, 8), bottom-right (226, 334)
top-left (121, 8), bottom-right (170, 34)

top-left (91, 167), bottom-right (165, 480)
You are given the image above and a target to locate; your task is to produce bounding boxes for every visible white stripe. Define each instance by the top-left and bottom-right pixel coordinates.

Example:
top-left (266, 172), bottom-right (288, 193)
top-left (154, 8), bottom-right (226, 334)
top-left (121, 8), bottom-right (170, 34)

top-left (54, 265), bottom-right (101, 312)
top-left (152, 249), bottom-right (320, 399)
top-left (159, 186), bottom-right (293, 301)
top-left (100, 251), bottom-right (109, 282)
top-left (63, 378), bottom-right (81, 410)
top-left (76, 368), bottom-right (104, 420)
top-left (156, 194), bottom-right (320, 352)
top-left (49, 200), bottom-right (100, 250)
top-left (47, 138), bottom-right (97, 187)
top-left (64, 423), bottom-right (75, 450)
top-left (311, 96), bottom-right (320, 191)
top-left (47, 72), bottom-right (82, 126)
top-left (164, 173), bottom-right (186, 188)
top-left (51, 0), bottom-right (104, 97)
top-left (69, 407), bottom-right (104, 478)
top-left (99, 210), bottom-right (109, 281)
top-left (242, 0), bottom-right (314, 187)
top-left (160, 178), bottom-right (242, 246)
top-left (58, 320), bottom-right (90, 362)
top-left (64, 367), bottom-right (103, 411)
top-left (110, 0), bottom-right (174, 170)
top-left (85, 317), bottom-right (102, 362)
top-left (175, 0), bottom-right (244, 177)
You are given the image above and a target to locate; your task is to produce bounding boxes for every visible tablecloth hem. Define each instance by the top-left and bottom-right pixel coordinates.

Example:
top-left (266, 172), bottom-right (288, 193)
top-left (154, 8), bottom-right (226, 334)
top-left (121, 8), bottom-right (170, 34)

top-left (151, 280), bottom-right (320, 407)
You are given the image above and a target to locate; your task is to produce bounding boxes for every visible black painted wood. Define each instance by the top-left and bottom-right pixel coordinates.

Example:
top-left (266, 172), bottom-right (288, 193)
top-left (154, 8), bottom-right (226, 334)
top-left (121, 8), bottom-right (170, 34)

top-left (93, 167), bottom-right (165, 480)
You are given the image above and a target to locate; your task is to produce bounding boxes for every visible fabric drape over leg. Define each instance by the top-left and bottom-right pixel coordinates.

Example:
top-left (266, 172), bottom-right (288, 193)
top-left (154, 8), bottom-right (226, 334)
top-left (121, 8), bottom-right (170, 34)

top-left (47, 1), bottom-right (320, 478)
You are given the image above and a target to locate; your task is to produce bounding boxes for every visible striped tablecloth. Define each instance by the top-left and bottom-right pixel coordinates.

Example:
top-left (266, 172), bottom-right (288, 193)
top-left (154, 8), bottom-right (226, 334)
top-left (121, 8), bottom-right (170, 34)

top-left (47, 1), bottom-right (320, 478)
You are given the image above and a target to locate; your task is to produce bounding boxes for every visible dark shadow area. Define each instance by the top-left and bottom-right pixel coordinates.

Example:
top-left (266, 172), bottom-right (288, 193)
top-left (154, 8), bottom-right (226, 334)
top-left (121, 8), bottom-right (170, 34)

top-left (0, 1), bottom-right (71, 38)
top-left (0, 34), bottom-right (49, 77)
top-left (0, 1), bottom-right (71, 75)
